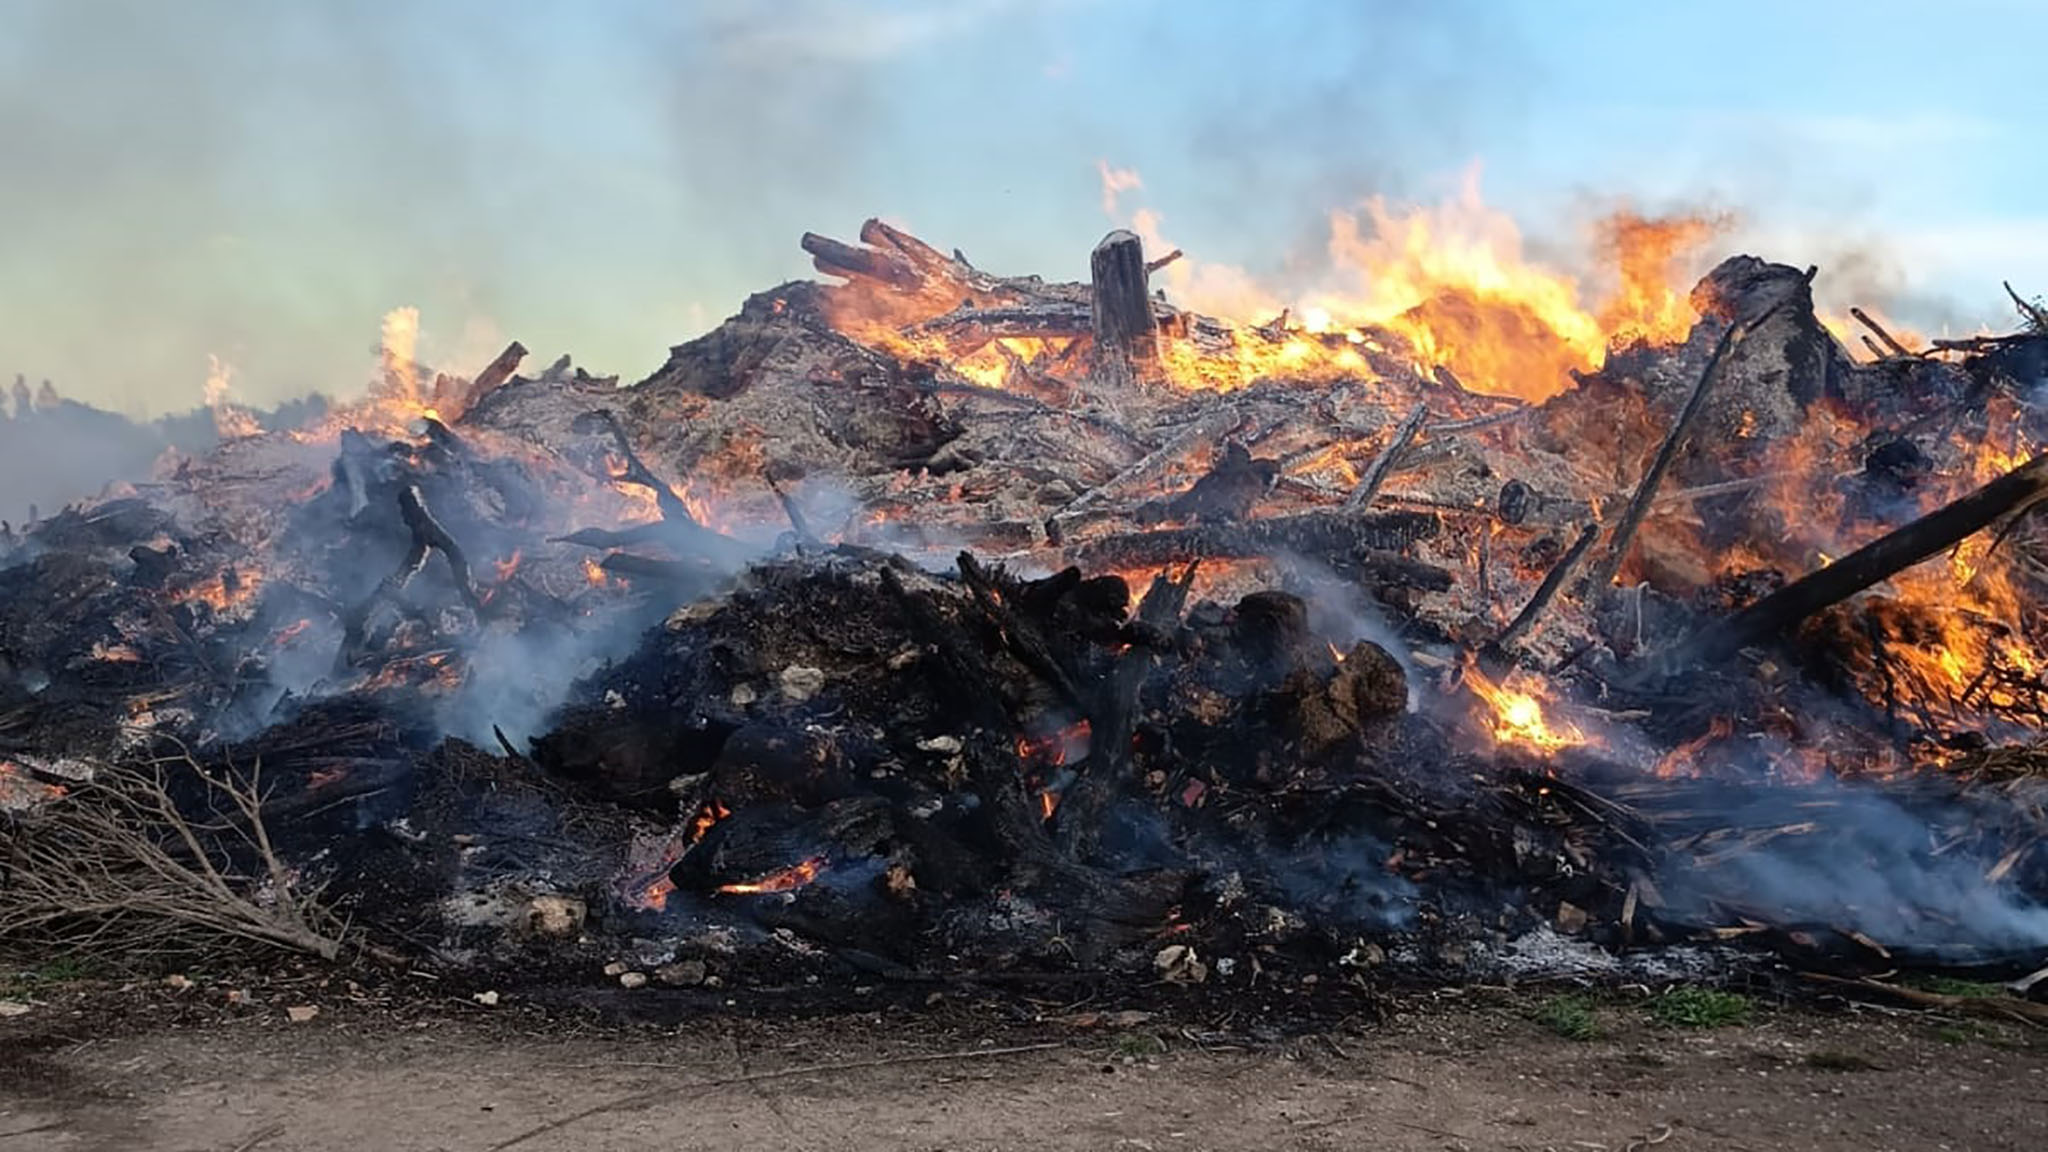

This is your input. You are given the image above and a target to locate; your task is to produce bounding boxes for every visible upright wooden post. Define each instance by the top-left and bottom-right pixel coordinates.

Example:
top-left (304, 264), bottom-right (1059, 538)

top-left (1089, 229), bottom-right (1158, 387)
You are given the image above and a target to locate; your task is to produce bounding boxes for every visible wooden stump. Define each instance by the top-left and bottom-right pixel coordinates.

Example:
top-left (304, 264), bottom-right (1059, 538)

top-left (1089, 229), bottom-right (1158, 387)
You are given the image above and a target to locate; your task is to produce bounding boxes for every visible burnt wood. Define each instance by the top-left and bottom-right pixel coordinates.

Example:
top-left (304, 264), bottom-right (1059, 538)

top-left (1666, 451), bottom-right (2048, 671)
top-left (1089, 229), bottom-right (1158, 387)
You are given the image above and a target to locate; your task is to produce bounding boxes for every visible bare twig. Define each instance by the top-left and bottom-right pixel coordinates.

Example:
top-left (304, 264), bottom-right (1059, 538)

top-left (0, 749), bottom-right (344, 961)
top-left (2006, 281), bottom-right (2048, 332)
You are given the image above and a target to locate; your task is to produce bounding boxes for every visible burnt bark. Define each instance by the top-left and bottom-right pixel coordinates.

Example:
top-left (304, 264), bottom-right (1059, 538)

top-left (1089, 230), bottom-right (1158, 387)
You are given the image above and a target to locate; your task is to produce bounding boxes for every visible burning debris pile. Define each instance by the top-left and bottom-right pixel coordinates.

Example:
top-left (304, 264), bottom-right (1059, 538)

top-left (4, 216), bottom-right (2048, 1000)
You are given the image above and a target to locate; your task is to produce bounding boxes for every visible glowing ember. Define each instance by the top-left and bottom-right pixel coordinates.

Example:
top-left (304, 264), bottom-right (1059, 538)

top-left (1653, 716), bottom-right (1734, 779)
top-left (686, 800), bottom-right (731, 844)
top-left (717, 857), bottom-right (827, 895)
top-left (635, 876), bottom-right (677, 912)
top-left (493, 550), bottom-right (523, 584)
top-left (1016, 719), bottom-right (1091, 766)
top-left (174, 568), bottom-right (261, 614)
top-left (1038, 790), bottom-right (1060, 821)
top-left (1464, 668), bottom-right (1585, 751)
top-left (0, 761), bottom-right (67, 812)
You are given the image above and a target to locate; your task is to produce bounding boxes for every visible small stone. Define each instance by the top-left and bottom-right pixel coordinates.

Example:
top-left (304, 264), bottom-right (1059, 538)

top-left (0, 1001), bottom-right (31, 1018)
top-left (617, 971), bottom-right (648, 990)
top-left (602, 961), bottom-right (629, 978)
top-left (472, 990), bottom-right (501, 1007)
top-left (1153, 944), bottom-right (1208, 985)
top-left (730, 683), bottom-right (759, 707)
top-left (915, 735), bottom-right (963, 754)
top-left (163, 974), bottom-right (194, 991)
top-left (286, 1005), bottom-right (320, 1024)
top-left (523, 894), bottom-right (588, 940)
top-left (655, 960), bottom-right (707, 987)
top-left (1556, 901), bottom-right (1589, 934)
top-left (779, 665), bottom-right (827, 702)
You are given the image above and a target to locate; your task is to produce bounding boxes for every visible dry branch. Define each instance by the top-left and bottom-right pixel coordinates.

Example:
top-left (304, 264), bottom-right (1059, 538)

top-left (0, 753), bottom-right (344, 961)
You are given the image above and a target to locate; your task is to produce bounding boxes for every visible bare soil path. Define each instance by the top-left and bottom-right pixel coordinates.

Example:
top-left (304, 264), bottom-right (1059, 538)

top-left (3, 992), bottom-right (2044, 1152)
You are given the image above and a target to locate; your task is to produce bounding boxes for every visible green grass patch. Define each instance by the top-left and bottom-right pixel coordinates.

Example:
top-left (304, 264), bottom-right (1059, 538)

top-left (1533, 994), bottom-right (1600, 1041)
top-left (1905, 975), bottom-right (2005, 999)
top-left (2, 956), bottom-right (93, 996)
top-left (1647, 987), bottom-right (1752, 1029)
top-left (1110, 1032), bottom-right (1165, 1059)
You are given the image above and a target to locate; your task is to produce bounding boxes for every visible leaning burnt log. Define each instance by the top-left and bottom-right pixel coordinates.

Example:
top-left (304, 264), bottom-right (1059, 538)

top-left (1660, 450), bottom-right (2048, 672)
top-left (1065, 510), bottom-right (1448, 586)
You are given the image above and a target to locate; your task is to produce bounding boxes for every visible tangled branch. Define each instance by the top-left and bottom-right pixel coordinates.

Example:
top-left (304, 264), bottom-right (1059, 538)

top-left (0, 748), bottom-right (343, 962)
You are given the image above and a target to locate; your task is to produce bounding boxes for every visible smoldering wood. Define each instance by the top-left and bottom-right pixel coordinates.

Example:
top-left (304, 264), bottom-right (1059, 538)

top-left (801, 231), bottom-right (923, 292)
top-left (957, 552), bottom-right (1089, 714)
top-left (1144, 248), bottom-right (1184, 274)
top-left (336, 484), bottom-right (483, 670)
top-left (460, 340), bottom-right (529, 411)
top-left (1054, 561), bottom-right (1198, 865)
top-left (1049, 407), bottom-right (1242, 536)
top-left (1342, 402), bottom-right (1429, 513)
top-left (1089, 230), bottom-right (1159, 388)
top-left (909, 304), bottom-right (1094, 357)
top-left (1665, 451), bottom-right (2048, 671)
top-left (1490, 521), bottom-right (1600, 656)
top-left (1581, 266), bottom-right (1816, 596)
top-left (1065, 510), bottom-right (1447, 585)
top-left (571, 407), bottom-right (699, 527)
top-left (1851, 309), bottom-right (1912, 358)
top-left (859, 217), bottom-right (959, 280)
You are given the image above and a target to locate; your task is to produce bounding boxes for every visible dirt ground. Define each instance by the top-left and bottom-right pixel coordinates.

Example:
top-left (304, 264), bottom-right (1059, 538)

top-left (2, 985), bottom-right (2045, 1152)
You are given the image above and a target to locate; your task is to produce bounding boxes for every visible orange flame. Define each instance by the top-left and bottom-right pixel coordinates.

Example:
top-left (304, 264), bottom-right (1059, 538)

top-left (1464, 668), bottom-right (1585, 751)
top-left (717, 857), bottom-right (827, 895)
top-left (687, 800), bottom-right (732, 844)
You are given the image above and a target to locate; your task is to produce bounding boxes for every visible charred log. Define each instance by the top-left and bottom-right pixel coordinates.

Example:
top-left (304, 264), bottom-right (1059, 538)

top-left (1088, 229), bottom-right (1159, 388)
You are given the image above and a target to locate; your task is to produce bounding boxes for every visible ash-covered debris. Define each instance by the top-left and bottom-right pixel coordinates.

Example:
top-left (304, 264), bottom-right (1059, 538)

top-left (3, 221), bottom-right (2048, 1011)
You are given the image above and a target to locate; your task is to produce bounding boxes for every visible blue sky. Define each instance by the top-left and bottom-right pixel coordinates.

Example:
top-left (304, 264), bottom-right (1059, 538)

top-left (1, 0), bottom-right (2042, 412)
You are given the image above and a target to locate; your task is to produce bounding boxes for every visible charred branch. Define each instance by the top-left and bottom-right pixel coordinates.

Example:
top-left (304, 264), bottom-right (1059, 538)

top-left (1049, 407), bottom-right (1242, 537)
top-left (1342, 402), bottom-right (1429, 513)
top-left (1490, 521), bottom-right (1600, 657)
top-left (1666, 451), bottom-right (2048, 671)
top-left (801, 231), bottom-right (922, 292)
top-left (1582, 266), bottom-right (1816, 595)
top-left (1066, 510), bottom-right (1447, 585)
top-left (571, 408), bottom-right (699, 528)
top-left (1850, 308), bottom-right (1913, 358)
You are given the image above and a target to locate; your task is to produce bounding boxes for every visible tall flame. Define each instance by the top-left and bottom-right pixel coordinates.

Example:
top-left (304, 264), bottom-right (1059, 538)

top-left (1112, 166), bottom-right (1720, 402)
